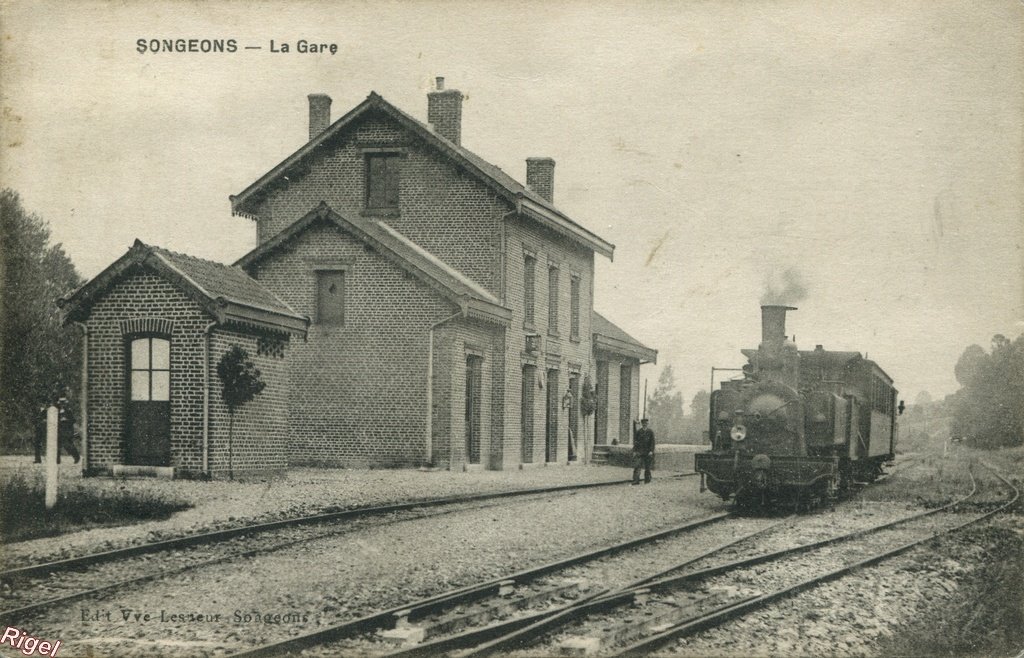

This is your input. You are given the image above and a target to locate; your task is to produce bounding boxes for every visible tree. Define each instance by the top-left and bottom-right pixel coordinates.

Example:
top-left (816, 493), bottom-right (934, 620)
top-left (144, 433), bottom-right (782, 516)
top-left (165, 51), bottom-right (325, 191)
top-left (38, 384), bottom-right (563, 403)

top-left (646, 365), bottom-right (685, 442)
top-left (0, 189), bottom-right (84, 451)
top-left (954, 345), bottom-right (987, 387)
top-left (950, 335), bottom-right (1024, 449)
top-left (216, 346), bottom-right (265, 479)
top-left (690, 390), bottom-right (710, 425)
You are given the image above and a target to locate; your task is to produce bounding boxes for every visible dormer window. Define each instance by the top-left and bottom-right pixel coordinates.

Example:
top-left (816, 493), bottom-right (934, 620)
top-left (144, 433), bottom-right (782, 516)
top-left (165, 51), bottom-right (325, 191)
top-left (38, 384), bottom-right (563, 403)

top-left (366, 153), bottom-right (400, 211)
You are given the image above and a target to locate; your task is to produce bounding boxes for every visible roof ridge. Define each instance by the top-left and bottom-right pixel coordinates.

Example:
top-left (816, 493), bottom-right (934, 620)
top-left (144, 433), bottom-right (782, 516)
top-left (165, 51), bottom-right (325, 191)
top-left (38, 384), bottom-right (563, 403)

top-left (229, 91), bottom-right (614, 259)
top-left (150, 244), bottom-right (246, 271)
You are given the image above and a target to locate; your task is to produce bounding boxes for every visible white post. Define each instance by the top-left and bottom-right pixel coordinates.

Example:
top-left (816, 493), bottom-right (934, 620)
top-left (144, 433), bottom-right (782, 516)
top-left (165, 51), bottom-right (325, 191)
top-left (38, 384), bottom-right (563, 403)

top-left (46, 405), bottom-right (58, 510)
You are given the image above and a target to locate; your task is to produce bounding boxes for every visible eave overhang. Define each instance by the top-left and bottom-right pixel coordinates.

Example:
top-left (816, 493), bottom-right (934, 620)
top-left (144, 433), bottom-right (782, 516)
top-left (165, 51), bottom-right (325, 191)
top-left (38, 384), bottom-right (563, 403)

top-left (593, 334), bottom-right (658, 364)
top-left (236, 202), bottom-right (511, 328)
top-left (519, 197), bottom-right (614, 260)
top-left (58, 240), bottom-right (309, 338)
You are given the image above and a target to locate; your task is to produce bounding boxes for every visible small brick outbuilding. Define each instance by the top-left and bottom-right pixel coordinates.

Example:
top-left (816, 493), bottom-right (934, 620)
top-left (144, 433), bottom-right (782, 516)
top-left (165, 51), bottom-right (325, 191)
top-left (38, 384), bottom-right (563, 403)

top-left (59, 240), bottom-right (308, 478)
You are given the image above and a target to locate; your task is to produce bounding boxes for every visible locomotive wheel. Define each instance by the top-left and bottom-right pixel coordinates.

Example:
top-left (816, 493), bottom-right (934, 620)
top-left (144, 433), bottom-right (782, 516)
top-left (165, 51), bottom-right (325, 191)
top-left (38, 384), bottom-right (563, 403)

top-left (734, 491), bottom-right (766, 513)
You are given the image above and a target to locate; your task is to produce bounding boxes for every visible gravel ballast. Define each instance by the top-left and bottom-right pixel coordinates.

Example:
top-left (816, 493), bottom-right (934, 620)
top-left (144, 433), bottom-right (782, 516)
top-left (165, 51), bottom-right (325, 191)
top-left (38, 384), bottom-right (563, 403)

top-left (7, 448), bottom-right (1020, 657)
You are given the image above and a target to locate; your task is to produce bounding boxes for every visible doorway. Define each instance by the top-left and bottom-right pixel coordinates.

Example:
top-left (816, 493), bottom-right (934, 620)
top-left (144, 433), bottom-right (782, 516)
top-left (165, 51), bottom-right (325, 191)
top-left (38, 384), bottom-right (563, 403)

top-left (568, 374), bottom-right (579, 461)
top-left (545, 368), bottom-right (559, 462)
top-left (465, 355), bottom-right (483, 465)
top-left (126, 336), bottom-right (171, 466)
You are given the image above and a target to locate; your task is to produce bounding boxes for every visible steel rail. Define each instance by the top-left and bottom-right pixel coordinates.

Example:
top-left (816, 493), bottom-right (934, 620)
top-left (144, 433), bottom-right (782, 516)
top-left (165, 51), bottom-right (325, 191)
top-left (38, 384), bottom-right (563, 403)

top-left (613, 464), bottom-right (1019, 656)
top-left (434, 466), bottom-right (983, 656)
top-left (0, 477), bottom-right (643, 583)
top-left (227, 511), bottom-right (733, 657)
top-left (430, 522), bottom-right (789, 658)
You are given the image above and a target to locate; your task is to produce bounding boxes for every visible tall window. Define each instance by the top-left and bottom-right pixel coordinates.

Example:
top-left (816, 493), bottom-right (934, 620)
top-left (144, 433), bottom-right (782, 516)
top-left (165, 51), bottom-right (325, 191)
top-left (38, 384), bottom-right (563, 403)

top-left (570, 275), bottom-right (581, 341)
top-left (366, 153), bottom-right (400, 210)
top-left (316, 270), bottom-right (345, 325)
top-left (130, 337), bottom-right (170, 401)
top-left (523, 254), bottom-right (536, 326)
top-left (547, 265), bottom-right (559, 335)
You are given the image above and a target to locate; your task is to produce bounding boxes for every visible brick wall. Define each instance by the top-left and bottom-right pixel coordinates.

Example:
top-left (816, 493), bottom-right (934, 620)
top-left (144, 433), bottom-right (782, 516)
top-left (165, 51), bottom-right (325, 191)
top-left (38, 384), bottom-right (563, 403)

top-left (207, 329), bottom-right (290, 477)
top-left (502, 216), bottom-right (595, 466)
top-left (83, 270), bottom-right (210, 474)
top-left (251, 221), bottom-right (470, 467)
top-left (433, 319), bottom-right (504, 470)
top-left (253, 113), bottom-right (504, 296)
top-left (242, 103), bottom-right (613, 471)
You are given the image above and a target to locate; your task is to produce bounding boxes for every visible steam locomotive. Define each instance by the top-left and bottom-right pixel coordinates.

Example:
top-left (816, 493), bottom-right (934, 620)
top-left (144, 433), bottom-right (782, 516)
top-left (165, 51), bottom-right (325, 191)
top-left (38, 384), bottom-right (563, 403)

top-left (695, 305), bottom-right (901, 507)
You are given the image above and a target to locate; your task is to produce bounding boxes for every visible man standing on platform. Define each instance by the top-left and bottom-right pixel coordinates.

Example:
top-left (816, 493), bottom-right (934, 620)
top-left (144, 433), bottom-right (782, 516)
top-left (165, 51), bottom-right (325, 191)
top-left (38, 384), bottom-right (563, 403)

top-left (632, 418), bottom-right (655, 485)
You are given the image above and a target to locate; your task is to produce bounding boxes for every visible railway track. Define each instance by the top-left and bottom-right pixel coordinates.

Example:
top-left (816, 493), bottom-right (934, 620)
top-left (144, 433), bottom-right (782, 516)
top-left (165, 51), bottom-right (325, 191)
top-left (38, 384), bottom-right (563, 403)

top-left (229, 461), bottom-right (1016, 658)
top-left (227, 509), bottom-right (743, 657)
top-left (1, 476), bottom-right (677, 624)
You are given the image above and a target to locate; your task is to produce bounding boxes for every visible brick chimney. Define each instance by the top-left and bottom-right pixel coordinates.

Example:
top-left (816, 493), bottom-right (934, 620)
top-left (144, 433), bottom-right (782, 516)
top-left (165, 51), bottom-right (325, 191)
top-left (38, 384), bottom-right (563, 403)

top-left (526, 158), bottom-right (555, 203)
top-left (308, 93), bottom-right (332, 140)
top-left (427, 77), bottom-right (463, 145)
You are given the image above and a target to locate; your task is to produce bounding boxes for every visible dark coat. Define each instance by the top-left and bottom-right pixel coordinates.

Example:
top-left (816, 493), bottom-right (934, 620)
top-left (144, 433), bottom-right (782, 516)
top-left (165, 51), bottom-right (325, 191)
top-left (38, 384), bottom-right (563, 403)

top-left (633, 426), bottom-right (655, 454)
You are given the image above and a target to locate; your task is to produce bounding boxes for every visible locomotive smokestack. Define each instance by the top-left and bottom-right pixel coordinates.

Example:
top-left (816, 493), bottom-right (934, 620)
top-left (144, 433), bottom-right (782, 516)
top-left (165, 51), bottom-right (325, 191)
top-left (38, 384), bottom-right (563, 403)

top-left (761, 305), bottom-right (797, 346)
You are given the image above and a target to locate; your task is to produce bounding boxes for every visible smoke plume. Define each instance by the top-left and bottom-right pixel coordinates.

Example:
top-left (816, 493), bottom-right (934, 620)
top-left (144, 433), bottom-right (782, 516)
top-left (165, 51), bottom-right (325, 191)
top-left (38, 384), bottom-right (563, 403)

top-left (760, 267), bottom-right (809, 305)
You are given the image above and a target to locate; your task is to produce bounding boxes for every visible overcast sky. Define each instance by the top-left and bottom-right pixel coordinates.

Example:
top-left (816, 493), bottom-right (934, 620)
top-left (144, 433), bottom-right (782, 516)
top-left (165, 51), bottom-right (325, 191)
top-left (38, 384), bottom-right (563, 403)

top-left (3, 0), bottom-right (1021, 409)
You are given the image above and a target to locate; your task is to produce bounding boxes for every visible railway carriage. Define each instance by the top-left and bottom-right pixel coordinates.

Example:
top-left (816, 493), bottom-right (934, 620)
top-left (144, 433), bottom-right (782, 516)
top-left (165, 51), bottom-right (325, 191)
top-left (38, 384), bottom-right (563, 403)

top-left (695, 305), bottom-right (900, 507)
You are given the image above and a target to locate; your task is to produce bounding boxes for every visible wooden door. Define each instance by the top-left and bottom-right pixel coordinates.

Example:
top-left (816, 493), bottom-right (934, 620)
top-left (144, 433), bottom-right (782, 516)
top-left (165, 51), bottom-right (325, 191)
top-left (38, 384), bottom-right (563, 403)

top-left (545, 369), bottom-right (559, 462)
top-left (127, 336), bottom-right (171, 466)
top-left (465, 356), bottom-right (482, 464)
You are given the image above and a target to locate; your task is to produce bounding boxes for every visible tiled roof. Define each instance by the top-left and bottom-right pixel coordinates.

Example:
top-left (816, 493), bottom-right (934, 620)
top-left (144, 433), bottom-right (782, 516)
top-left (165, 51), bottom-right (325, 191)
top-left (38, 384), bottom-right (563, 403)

top-left (59, 240), bottom-right (308, 335)
top-left (229, 92), bottom-right (614, 259)
top-left (149, 246), bottom-right (297, 318)
top-left (592, 311), bottom-right (657, 363)
top-left (235, 202), bottom-right (511, 325)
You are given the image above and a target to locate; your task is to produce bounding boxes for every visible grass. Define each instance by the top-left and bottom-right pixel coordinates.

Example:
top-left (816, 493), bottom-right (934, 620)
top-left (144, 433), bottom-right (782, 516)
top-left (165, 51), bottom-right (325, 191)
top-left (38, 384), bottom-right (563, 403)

top-left (876, 524), bottom-right (1024, 658)
top-left (0, 471), bottom-right (192, 544)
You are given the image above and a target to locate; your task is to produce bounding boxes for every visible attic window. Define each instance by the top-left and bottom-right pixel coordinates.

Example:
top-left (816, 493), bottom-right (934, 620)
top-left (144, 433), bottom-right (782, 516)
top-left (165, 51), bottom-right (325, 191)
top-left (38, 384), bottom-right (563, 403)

top-left (316, 270), bottom-right (345, 325)
top-left (366, 153), bottom-right (400, 212)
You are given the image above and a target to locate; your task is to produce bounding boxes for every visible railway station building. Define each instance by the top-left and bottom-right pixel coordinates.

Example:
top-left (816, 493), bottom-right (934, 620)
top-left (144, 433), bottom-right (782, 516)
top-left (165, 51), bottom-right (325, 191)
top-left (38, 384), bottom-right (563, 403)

top-left (62, 80), bottom-right (656, 477)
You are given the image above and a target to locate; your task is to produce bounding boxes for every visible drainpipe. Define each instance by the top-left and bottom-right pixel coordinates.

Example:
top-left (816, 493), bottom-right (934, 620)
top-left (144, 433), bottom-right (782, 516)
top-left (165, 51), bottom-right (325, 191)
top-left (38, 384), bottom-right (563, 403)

top-left (499, 206), bottom-right (518, 303)
top-left (202, 321), bottom-right (217, 476)
top-left (425, 310), bottom-right (463, 467)
top-left (72, 322), bottom-right (88, 472)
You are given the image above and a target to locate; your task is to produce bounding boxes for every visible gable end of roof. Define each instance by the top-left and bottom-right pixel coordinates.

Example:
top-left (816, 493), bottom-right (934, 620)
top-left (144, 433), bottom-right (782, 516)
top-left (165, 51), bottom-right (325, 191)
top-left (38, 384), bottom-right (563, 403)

top-left (230, 93), bottom-right (614, 259)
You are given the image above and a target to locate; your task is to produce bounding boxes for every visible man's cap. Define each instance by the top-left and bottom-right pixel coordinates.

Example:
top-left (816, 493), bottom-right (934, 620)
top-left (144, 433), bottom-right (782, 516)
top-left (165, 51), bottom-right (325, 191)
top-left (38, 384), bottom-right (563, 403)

top-left (641, 418), bottom-right (649, 422)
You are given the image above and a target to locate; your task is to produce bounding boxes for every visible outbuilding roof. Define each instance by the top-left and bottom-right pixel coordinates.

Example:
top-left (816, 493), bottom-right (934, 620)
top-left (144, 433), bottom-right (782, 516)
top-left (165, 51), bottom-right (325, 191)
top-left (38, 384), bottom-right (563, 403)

top-left (235, 201), bottom-right (512, 326)
top-left (592, 311), bottom-right (657, 364)
top-left (229, 92), bottom-right (615, 259)
top-left (59, 240), bottom-right (309, 335)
